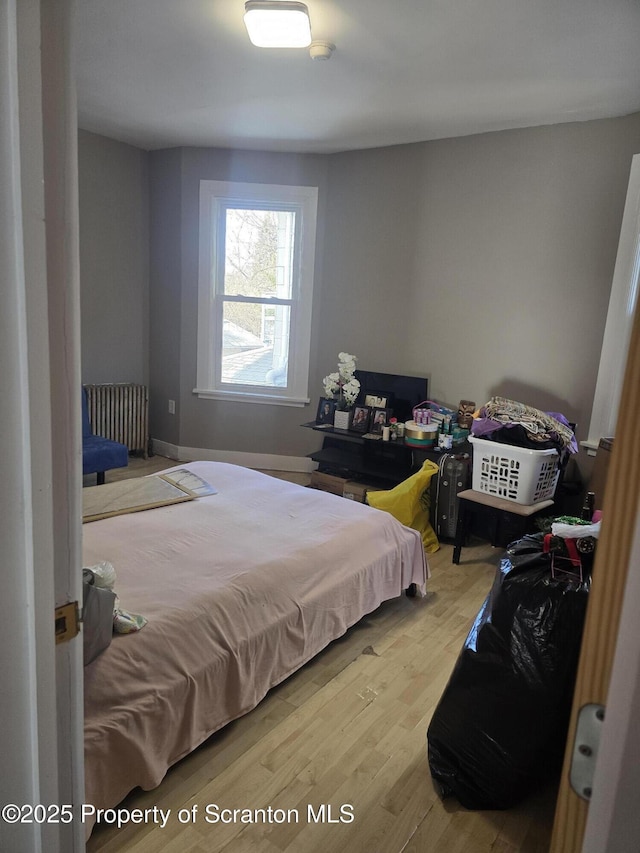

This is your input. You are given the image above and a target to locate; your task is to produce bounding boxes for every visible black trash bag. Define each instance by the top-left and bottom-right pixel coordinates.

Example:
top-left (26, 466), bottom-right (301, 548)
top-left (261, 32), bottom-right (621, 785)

top-left (427, 533), bottom-right (591, 810)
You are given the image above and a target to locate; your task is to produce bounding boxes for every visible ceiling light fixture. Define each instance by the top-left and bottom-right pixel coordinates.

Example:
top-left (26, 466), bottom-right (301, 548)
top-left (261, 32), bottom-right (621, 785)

top-left (244, 1), bottom-right (312, 48)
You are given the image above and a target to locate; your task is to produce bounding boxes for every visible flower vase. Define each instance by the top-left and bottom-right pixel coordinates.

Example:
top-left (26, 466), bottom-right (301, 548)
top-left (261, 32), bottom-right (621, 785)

top-left (333, 409), bottom-right (351, 430)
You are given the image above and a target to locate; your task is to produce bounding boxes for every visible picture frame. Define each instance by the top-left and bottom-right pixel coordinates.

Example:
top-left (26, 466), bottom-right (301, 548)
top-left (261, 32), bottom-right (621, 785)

top-left (370, 407), bottom-right (390, 434)
top-left (316, 397), bottom-right (336, 425)
top-left (365, 393), bottom-right (388, 409)
top-left (350, 404), bottom-right (371, 433)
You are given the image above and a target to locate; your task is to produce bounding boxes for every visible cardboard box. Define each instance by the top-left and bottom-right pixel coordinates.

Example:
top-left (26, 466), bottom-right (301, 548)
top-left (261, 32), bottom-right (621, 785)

top-left (309, 471), bottom-right (349, 496)
top-left (343, 480), bottom-right (379, 503)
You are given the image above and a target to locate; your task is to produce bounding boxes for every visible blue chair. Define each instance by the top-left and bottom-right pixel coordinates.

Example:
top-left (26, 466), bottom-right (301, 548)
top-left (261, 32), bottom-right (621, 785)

top-left (82, 388), bottom-right (129, 485)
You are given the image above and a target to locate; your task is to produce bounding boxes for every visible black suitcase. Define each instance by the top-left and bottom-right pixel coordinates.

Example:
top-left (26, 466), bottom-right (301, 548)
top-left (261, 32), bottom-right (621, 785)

top-left (433, 452), bottom-right (471, 540)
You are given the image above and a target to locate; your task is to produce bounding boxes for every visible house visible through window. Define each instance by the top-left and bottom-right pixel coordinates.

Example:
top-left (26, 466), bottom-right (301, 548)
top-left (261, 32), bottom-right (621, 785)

top-left (196, 181), bottom-right (318, 406)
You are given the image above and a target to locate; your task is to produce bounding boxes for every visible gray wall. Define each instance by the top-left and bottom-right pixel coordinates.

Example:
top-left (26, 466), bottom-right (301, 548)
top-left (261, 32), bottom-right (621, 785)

top-left (321, 115), bottom-right (640, 434)
top-left (148, 147), bottom-right (329, 457)
top-left (78, 129), bottom-right (149, 385)
top-left (148, 148), bottom-right (182, 446)
top-left (79, 112), bottom-right (640, 465)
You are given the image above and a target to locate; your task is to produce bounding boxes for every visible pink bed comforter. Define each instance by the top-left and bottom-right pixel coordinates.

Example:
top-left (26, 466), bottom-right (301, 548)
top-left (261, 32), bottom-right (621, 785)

top-left (83, 461), bottom-right (428, 817)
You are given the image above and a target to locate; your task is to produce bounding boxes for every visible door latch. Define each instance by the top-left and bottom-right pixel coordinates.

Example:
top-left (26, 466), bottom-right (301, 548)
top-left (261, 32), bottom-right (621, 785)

top-left (55, 601), bottom-right (80, 644)
top-left (570, 703), bottom-right (605, 800)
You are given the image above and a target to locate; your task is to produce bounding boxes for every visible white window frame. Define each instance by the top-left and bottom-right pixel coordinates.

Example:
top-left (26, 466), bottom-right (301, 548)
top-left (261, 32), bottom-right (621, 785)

top-left (195, 180), bottom-right (318, 406)
top-left (584, 154), bottom-right (640, 453)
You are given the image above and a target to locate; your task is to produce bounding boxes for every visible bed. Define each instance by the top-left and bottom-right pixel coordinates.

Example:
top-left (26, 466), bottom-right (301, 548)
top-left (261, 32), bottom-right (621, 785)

top-left (82, 461), bottom-right (428, 821)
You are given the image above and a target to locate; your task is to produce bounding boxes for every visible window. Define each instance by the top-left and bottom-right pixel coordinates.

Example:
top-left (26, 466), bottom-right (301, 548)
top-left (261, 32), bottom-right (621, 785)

top-left (195, 180), bottom-right (318, 405)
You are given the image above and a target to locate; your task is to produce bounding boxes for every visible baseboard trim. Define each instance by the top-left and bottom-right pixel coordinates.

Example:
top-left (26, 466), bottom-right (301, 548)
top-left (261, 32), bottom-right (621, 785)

top-left (151, 439), bottom-right (316, 473)
top-left (151, 439), bottom-right (181, 460)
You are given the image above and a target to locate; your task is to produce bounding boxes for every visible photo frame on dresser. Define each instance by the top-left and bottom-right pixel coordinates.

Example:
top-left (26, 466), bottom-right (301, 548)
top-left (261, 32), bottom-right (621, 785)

top-left (316, 398), bottom-right (336, 425)
top-left (370, 407), bottom-right (390, 434)
top-left (351, 405), bottom-right (371, 433)
top-left (365, 393), bottom-right (389, 409)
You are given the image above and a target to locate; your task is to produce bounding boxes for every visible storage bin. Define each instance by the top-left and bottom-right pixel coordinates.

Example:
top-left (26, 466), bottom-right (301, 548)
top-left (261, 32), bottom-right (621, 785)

top-left (404, 420), bottom-right (439, 447)
top-left (469, 436), bottom-right (560, 505)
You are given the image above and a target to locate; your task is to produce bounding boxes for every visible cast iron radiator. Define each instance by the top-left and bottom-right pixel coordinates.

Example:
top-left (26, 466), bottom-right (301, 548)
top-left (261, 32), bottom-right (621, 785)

top-left (83, 383), bottom-right (149, 457)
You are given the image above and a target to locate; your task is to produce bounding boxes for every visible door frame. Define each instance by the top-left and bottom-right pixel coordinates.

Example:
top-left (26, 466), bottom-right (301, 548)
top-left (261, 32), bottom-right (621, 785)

top-left (1, 1), bottom-right (84, 850)
top-left (550, 161), bottom-right (640, 851)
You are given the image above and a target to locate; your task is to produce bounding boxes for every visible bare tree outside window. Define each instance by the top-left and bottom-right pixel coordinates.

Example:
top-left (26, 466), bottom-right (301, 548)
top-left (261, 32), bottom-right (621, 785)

top-left (221, 208), bottom-right (294, 387)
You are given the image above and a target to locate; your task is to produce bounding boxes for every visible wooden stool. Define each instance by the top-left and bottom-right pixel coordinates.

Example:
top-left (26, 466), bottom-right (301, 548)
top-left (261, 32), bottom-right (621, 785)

top-left (452, 489), bottom-right (554, 564)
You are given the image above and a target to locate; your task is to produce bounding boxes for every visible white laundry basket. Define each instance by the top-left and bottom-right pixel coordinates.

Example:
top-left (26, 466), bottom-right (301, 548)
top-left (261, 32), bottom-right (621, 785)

top-left (469, 436), bottom-right (560, 505)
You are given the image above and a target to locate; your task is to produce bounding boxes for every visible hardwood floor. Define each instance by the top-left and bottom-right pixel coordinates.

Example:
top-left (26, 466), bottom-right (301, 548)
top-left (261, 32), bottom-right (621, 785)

top-left (85, 457), bottom-right (556, 852)
top-left (83, 453), bottom-right (184, 486)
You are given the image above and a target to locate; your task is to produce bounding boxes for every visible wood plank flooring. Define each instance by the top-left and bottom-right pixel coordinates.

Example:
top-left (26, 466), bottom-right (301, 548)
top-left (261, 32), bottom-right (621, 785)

top-left (85, 457), bottom-right (556, 853)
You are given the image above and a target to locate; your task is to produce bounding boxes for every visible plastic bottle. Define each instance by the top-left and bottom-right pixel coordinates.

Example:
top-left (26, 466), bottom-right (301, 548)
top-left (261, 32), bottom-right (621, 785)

top-left (581, 491), bottom-right (596, 522)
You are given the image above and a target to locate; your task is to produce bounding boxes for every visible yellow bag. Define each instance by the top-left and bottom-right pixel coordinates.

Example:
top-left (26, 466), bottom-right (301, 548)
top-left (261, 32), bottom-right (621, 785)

top-left (367, 460), bottom-right (440, 553)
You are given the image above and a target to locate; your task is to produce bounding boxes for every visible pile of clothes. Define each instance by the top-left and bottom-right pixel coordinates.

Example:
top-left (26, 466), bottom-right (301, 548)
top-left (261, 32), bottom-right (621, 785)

top-left (471, 396), bottom-right (578, 461)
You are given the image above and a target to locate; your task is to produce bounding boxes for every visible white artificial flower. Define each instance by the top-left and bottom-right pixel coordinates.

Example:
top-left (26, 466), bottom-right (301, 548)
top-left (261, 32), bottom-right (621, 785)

top-left (322, 372), bottom-right (340, 397)
top-left (343, 378), bottom-right (361, 405)
top-left (337, 352), bottom-right (357, 380)
top-left (322, 353), bottom-right (360, 409)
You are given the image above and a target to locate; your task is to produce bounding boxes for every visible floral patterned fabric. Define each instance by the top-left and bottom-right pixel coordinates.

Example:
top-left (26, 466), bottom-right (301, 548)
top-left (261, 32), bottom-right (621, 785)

top-left (472, 396), bottom-right (578, 456)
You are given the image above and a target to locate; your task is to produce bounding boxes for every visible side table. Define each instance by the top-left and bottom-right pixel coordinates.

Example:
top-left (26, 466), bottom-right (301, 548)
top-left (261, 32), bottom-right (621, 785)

top-left (452, 489), bottom-right (555, 564)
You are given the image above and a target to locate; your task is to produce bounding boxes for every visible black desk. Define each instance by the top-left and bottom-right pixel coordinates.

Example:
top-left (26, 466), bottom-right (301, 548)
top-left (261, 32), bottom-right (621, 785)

top-left (302, 421), bottom-right (467, 488)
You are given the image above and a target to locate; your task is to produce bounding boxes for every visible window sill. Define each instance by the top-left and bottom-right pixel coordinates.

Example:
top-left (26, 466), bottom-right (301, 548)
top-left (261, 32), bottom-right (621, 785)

top-left (193, 388), bottom-right (309, 407)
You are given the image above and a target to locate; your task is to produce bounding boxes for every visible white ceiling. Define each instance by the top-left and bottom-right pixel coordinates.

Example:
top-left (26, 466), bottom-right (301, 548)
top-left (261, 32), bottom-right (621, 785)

top-left (75, 0), bottom-right (640, 154)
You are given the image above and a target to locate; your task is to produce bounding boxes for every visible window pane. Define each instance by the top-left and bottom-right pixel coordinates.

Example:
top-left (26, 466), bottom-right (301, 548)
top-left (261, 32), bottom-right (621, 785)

top-left (221, 302), bottom-right (290, 387)
top-left (223, 208), bottom-right (295, 299)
